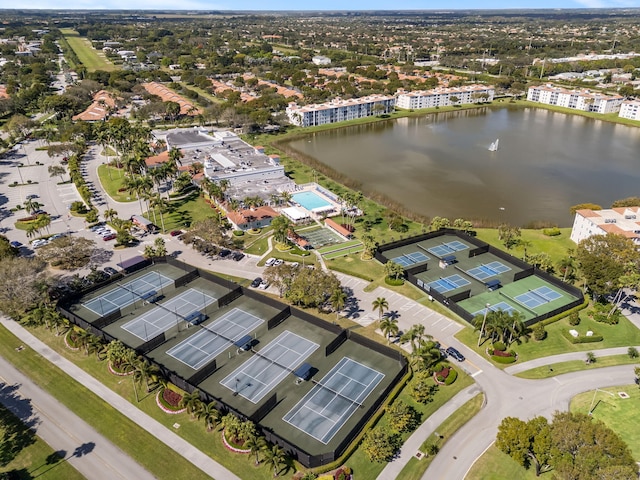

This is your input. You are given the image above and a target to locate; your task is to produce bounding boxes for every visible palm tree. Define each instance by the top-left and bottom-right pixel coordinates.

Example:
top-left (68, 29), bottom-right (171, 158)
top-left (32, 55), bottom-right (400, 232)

top-left (150, 194), bottom-right (169, 233)
top-left (168, 147), bottom-right (183, 166)
top-left (380, 316), bottom-right (399, 344)
top-left (279, 191), bottom-right (292, 205)
top-left (244, 434), bottom-right (267, 465)
top-left (400, 324), bottom-right (431, 352)
top-left (262, 444), bottom-right (286, 477)
top-left (23, 198), bottom-right (42, 214)
top-left (221, 413), bottom-right (242, 442)
top-left (372, 297), bottom-right (389, 323)
top-left (103, 208), bottom-right (118, 223)
top-left (179, 390), bottom-right (203, 419)
top-left (133, 357), bottom-right (160, 395)
top-left (411, 338), bottom-right (442, 371)
top-left (329, 288), bottom-right (347, 323)
top-left (197, 402), bottom-right (221, 432)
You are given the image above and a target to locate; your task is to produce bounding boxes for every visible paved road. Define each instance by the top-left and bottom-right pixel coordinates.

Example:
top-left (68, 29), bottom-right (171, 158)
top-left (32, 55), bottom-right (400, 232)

top-left (0, 354), bottom-right (155, 480)
top-left (1, 317), bottom-right (241, 480)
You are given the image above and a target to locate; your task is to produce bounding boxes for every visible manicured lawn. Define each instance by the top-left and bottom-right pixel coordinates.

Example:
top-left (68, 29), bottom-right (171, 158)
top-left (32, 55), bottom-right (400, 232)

top-left (147, 191), bottom-right (216, 231)
top-left (20, 325), bottom-right (293, 480)
top-left (0, 325), bottom-right (210, 480)
top-left (346, 369), bottom-right (474, 479)
top-left (456, 311), bottom-right (640, 368)
top-left (325, 253), bottom-right (384, 282)
top-left (0, 404), bottom-right (85, 480)
top-left (97, 165), bottom-right (133, 202)
top-left (398, 392), bottom-right (484, 480)
top-left (570, 385), bottom-right (640, 460)
top-left (466, 444), bottom-right (546, 480)
top-left (60, 29), bottom-right (116, 72)
top-left (474, 228), bottom-right (574, 266)
top-left (257, 247), bottom-right (315, 266)
top-left (243, 228), bottom-right (272, 256)
top-left (516, 354), bottom-right (640, 379)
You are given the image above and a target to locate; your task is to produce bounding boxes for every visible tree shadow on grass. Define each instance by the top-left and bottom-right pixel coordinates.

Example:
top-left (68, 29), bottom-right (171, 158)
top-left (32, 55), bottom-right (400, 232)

top-left (0, 383), bottom-right (38, 468)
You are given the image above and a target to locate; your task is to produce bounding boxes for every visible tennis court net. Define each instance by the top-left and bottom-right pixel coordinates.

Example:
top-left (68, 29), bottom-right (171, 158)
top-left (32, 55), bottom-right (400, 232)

top-left (498, 291), bottom-right (537, 315)
top-left (310, 378), bottom-right (365, 409)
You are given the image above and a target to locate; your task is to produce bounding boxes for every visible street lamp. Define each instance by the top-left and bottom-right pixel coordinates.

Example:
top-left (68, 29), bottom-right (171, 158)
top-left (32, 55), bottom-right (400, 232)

top-left (478, 303), bottom-right (490, 347)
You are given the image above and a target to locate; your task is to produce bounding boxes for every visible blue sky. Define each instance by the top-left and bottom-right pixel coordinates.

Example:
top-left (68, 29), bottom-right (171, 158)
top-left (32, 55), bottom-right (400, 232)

top-left (21, 0), bottom-right (640, 10)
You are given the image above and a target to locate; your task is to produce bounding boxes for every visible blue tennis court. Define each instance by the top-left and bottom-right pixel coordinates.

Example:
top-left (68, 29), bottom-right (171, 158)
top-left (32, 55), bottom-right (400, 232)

top-left (83, 272), bottom-right (173, 316)
top-left (283, 357), bottom-right (384, 444)
top-left (427, 240), bottom-right (469, 257)
top-left (391, 251), bottom-right (429, 267)
top-left (515, 286), bottom-right (563, 309)
top-left (466, 261), bottom-right (511, 281)
top-left (427, 274), bottom-right (470, 294)
top-left (472, 301), bottom-right (519, 317)
top-left (167, 308), bottom-right (263, 370)
top-left (220, 331), bottom-right (319, 403)
top-left (121, 288), bottom-right (216, 341)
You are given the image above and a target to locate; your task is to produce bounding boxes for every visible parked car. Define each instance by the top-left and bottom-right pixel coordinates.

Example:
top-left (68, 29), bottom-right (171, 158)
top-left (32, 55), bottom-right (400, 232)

top-left (170, 230), bottom-right (183, 237)
top-left (33, 210), bottom-right (47, 215)
top-left (102, 233), bottom-right (117, 241)
top-left (10, 241), bottom-right (22, 248)
top-left (104, 267), bottom-right (119, 276)
top-left (232, 252), bottom-right (245, 262)
top-left (445, 346), bottom-right (465, 362)
top-left (265, 257), bottom-right (276, 267)
top-left (274, 259), bottom-right (284, 266)
top-left (32, 239), bottom-right (47, 248)
top-left (258, 280), bottom-right (270, 290)
top-left (26, 194), bottom-right (39, 199)
top-left (250, 277), bottom-right (263, 288)
top-left (89, 224), bottom-right (105, 232)
top-left (219, 249), bottom-right (232, 258)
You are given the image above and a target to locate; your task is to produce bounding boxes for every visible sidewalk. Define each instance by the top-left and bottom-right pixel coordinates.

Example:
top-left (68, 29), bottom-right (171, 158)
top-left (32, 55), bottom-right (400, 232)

top-left (0, 316), bottom-right (240, 480)
top-left (504, 346), bottom-right (640, 375)
top-left (376, 385), bottom-right (481, 480)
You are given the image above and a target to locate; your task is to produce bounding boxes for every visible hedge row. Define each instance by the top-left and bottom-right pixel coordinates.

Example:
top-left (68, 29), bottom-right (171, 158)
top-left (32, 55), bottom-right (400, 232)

top-left (561, 330), bottom-right (603, 344)
top-left (540, 297), bottom-right (589, 327)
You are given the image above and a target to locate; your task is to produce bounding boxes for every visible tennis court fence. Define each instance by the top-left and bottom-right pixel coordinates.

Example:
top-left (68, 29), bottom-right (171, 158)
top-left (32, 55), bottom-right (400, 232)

top-left (268, 306), bottom-right (291, 330)
top-left (94, 309), bottom-right (122, 328)
top-left (326, 330), bottom-right (348, 356)
top-left (139, 332), bottom-right (166, 354)
top-left (217, 286), bottom-right (243, 308)
top-left (174, 269), bottom-right (199, 288)
top-left (187, 359), bottom-right (217, 385)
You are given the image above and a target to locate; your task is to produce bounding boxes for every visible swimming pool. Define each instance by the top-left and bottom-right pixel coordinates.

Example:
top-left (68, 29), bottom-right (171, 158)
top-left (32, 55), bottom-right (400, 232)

top-left (291, 191), bottom-right (332, 211)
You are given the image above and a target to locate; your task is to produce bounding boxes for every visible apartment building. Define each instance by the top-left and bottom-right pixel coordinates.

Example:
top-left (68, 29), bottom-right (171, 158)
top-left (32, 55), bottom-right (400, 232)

top-left (619, 100), bottom-right (640, 121)
top-left (286, 94), bottom-right (395, 127)
top-left (395, 84), bottom-right (495, 109)
top-left (570, 207), bottom-right (640, 245)
top-left (527, 85), bottom-right (624, 114)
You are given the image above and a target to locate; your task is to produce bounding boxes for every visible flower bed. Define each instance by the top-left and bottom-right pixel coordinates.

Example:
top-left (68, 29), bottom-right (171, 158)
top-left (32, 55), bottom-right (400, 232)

top-left (64, 331), bottom-right (81, 351)
top-left (487, 347), bottom-right (518, 364)
top-left (434, 367), bottom-right (458, 385)
top-left (108, 361), bottom-right (133, 376)
top-left (221, 430), bottom-right (251, 454)
top-left (156, 388), bottom-right (186, 414)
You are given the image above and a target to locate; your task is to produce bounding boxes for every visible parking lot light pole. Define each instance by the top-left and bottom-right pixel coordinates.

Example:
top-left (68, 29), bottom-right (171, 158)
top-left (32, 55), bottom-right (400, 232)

top-left (478, 303), bottom-right (490, 347)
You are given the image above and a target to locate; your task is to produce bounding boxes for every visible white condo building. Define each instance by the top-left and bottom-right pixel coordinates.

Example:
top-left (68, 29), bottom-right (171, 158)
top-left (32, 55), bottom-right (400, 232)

top-left (286, 94), bottom-right (396, 127)
top-left (395, 84), bottom-right (495, 109)
top-left (619, 100), bottom-right (640, 121)
top-left (527, 85), bottom-right (624, 114)
top-left (570, 207), bottom-right (640, 245)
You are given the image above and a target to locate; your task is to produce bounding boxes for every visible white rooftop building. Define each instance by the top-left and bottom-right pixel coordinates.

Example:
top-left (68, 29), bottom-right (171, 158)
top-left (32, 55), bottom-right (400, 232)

top-left (286, 94), bottom-right (395, 127)
top-left (570, 207), bottom-right (640, 245)
top-left (396, 84), bottom-right (494, 109)
top-left (312, 55), bottom-right (331, 66)
top-left (619, 100), bottom-right (640, 121)
top-left (527, 84), bottom-right (624, 114)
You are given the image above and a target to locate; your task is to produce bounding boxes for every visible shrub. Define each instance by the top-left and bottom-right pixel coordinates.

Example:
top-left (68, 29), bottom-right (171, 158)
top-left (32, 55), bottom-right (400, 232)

top-left (493, 341), bottom-right (506, 351)
top-left (542, 227), bottom-right (561, 236)
top-left (628, 347), bottom-right (639, 359)
top-left (491, 355), bottom-right (517, 364)
top-left (562, 330), bottom-right (604, 344)
top-left (232, 230), bottom-right (244, 236)
top-left (568, 312), bottom-right (580, 326)
top-left (533, 323), bottom-right (547, 341)
top-left (444, 368), bottom-right (458, 385)
top-left (385, 277), bottom-right (404, 286)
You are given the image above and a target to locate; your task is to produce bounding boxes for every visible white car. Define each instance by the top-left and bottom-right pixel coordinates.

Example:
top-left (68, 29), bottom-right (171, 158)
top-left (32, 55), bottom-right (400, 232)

top-left (274, 259), bottom-right (284, 266)
top-left (32, 239), bottom-right (47, 248)
top-left (265, 258), bottom-right (277, 267)
top-left (258, 280), bottom-right (270, 290)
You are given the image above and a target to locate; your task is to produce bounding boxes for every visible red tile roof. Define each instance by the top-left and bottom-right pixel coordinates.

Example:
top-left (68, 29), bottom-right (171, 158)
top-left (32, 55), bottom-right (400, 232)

top-left (325, 218), bottom-right (352, 237)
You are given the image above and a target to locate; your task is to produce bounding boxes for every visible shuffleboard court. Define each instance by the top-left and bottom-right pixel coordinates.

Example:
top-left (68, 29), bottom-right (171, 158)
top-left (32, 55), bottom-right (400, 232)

top-left (121, 288), bottom-right (215, 341)
top-left (283, 357), bottom-right (384, 444)
top-left (167, 308), bottom-right (263, 370)
top-left (83, 272), bottom-right (173, 316)
top-left (220, 331), bottom-right (319, 403)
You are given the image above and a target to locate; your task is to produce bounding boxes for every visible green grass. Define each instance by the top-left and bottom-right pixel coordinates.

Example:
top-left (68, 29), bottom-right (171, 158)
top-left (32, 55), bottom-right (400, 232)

top-left (474, 228), bottom-right (574, 266)
top-left (19, 324), bottom-right (294, 480)
top-left (0, 404), bottom-right (85, 480)
top-left (466, 444), bottom-right (546, 480)
top-left (243, 228), bottom-right (273, 256)
top-left (317, 239), bottom-right (363, 254)
top-left (97, 165), bottom-right (133, 202)
top-left (323, 246), bottom-right (364, 260)
top-left (570, 385), bottom-right (640, 460)
top-left (346, 368), bottom-right (474, 478)
top-left (146, 192), bottom-right (218, 231)
top-left (59, 29), bottom-right (116, 72)
top-left (517, 355), bottom-right (640, 379)
top-left (456, 311), bottom-right (640, 368)
top-left (398, 392), bottom-right (484, 480)
top-left (0, 325), bottom-right (214, 480)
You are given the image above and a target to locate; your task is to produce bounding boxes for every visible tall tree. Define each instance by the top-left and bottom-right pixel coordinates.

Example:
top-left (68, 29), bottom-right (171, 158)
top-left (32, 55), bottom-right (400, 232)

top-left (372, 297), bottom-right (389, 323)
top-left (496, 416), bottom-right (552, 477)
top-left (380, 316), bottom-right (399, 343)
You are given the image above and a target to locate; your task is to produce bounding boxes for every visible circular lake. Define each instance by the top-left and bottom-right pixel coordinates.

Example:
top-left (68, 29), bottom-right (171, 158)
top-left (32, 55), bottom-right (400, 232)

top-left (282, 106), bottom-right (640, 227)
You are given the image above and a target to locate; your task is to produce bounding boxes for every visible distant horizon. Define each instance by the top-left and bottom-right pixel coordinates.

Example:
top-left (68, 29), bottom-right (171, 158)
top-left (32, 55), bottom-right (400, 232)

top-left (8, 1), bottom-right (640, 12)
